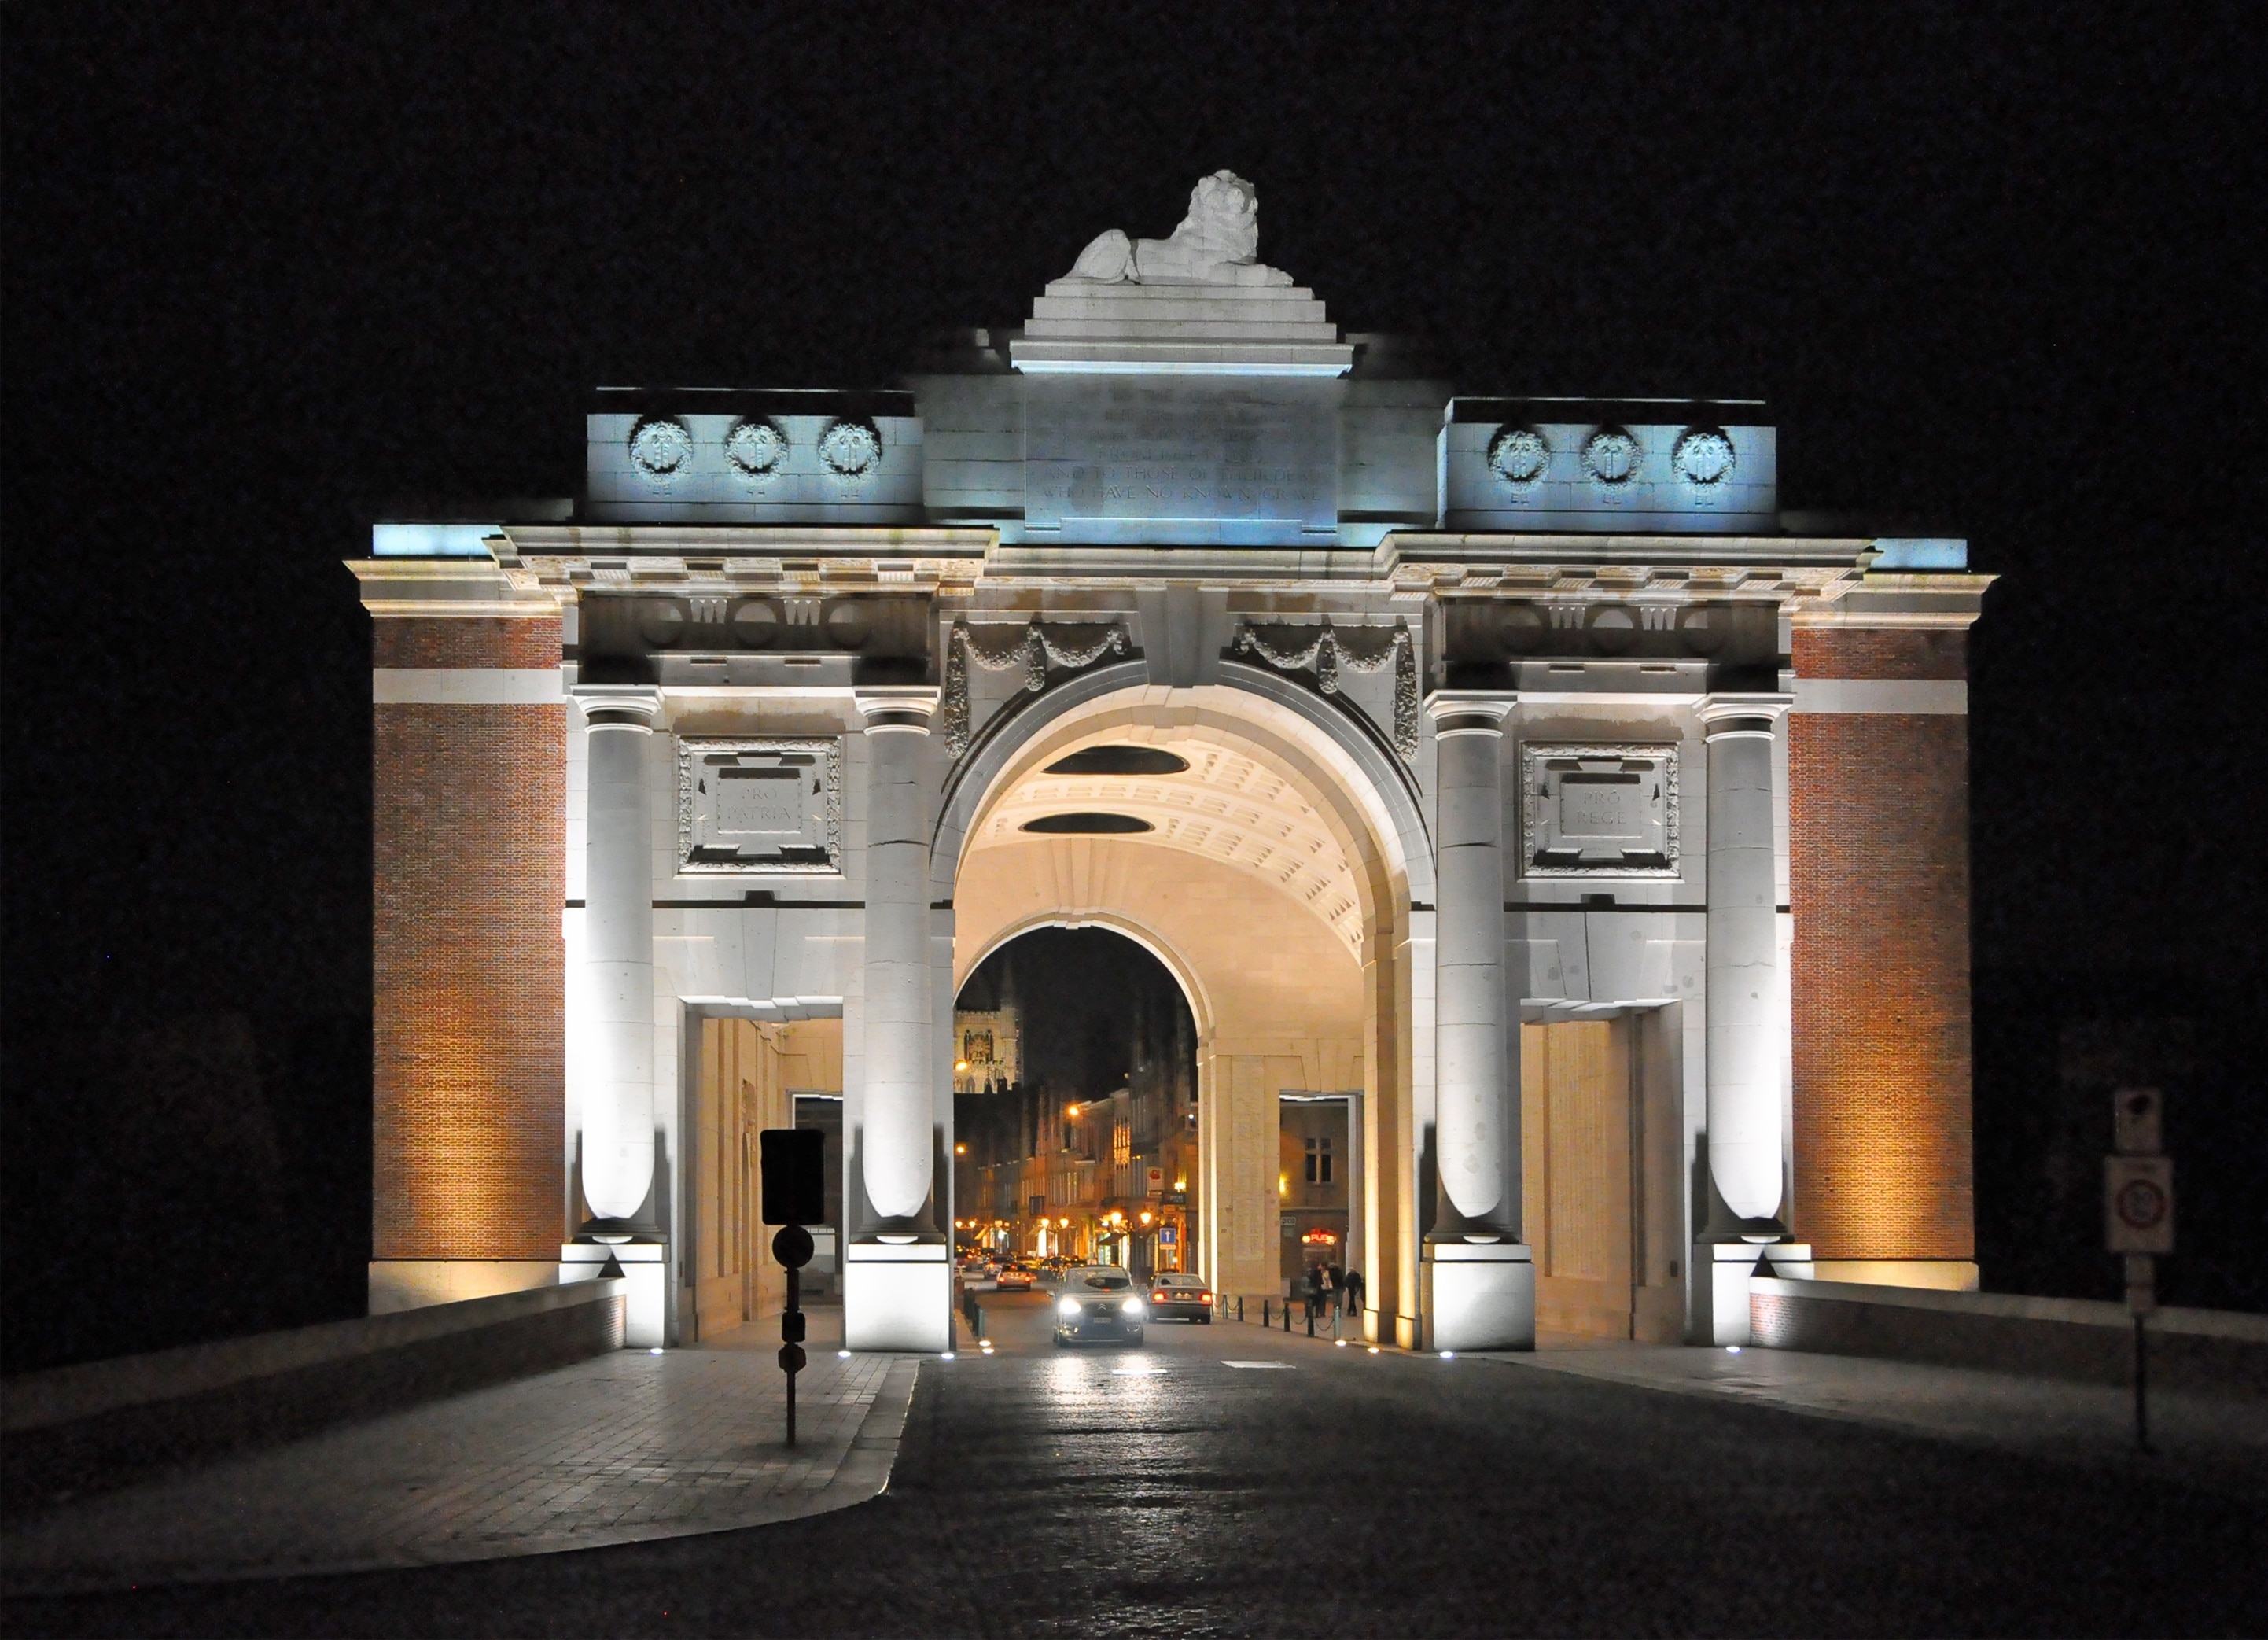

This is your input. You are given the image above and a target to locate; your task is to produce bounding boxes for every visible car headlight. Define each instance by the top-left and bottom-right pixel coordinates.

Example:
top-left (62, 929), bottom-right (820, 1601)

top-left (1121, 1297), bottom-right (1145, 1316)
top-left (1057, 1296), bottom-right (1082, 1318)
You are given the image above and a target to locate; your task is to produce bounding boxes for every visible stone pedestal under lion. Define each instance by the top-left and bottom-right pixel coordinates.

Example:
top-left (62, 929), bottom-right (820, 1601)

top-left (1066, 169), bottom-right (1294, 287)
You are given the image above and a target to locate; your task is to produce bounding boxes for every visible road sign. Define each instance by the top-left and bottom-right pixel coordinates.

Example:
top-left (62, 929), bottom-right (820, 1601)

top-left (760, 1128), bottom-right (826, 1225)
top-left (2113, 1087), bottom-right (2163, 1155)
top-left (2104, 1155), bottom-right (2174, 1254)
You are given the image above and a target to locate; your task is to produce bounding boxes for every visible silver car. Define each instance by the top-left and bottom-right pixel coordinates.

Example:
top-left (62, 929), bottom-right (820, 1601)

top-left (1052, 1266), bottom-right (1147, 1346)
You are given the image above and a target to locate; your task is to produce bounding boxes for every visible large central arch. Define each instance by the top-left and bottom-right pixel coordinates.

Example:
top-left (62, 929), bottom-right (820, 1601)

top-left (937, 664), bottom-right (1433, 1331)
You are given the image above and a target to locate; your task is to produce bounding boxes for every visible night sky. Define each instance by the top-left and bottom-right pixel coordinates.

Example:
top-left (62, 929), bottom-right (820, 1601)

top-left (5, 5), bottom-right (2261, 1365)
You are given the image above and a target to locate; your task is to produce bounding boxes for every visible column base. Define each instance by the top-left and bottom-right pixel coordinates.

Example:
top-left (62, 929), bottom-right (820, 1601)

top-left (1697, 1241), bottom-right (1813, 1346)
top-left (844, 1240), bottom-right (952, 1353)
top-left (1421, 1241), bottom-right (1535, 1352)
top-left (561, 1240), bottom-right (668, 1348)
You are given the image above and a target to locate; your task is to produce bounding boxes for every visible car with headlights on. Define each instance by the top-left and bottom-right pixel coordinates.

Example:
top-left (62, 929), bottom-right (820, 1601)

top-left (1145, 1271), bottom-right (1213, 1321)
top-left (1052, 1266), bottom-right (1146, 1346)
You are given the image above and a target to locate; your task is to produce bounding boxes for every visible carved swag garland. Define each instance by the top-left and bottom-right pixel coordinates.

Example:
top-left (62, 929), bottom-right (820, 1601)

top-left (1233, 618), bottom-right (1419, 758)
top-left (942, 619), bottom-right (1130, 756)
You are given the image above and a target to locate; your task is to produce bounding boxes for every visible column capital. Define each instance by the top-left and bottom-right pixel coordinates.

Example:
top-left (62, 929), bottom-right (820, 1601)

top-left (1423, 690), bottom-right (1515, 736)
top-left (855, 686), bottom-right (942, 735)
top-left (1698, 693), bottom-right (1793, 739)
top-left (572, 685), bottom-right (664, 729)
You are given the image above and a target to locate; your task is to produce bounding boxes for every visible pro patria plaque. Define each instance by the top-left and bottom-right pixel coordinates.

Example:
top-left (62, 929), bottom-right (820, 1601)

top-left (1519, 743), bottom-right (1681, 876)
top-left (676, 737), bottom-right (843, 873)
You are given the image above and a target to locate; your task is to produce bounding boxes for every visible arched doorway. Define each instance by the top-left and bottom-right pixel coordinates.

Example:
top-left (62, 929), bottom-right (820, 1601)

top-left (937, 669), bottom-right (1430, 1340)
top-left (950, 927), bottom-right (1198, 1280)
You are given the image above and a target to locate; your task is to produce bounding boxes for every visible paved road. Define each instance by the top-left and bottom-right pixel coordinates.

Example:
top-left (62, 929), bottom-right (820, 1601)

top-left (11, 1287), bottom-right (2264, 1636)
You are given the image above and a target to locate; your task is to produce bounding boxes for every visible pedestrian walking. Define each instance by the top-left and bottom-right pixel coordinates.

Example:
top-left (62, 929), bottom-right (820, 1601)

top-left (1343, 1267), bottom-right (1365, 1330)
top-left (1326, 1262), bottom-right (1345, 1339)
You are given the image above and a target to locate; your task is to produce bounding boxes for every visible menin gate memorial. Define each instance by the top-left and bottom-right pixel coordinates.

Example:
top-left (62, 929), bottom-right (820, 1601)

top-left (355, 173), bottom-right (1990, 1352)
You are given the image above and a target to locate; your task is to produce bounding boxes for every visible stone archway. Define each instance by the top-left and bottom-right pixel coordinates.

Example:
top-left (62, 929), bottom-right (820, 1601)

top-left (940, 673), bottom-right (1430, 1336)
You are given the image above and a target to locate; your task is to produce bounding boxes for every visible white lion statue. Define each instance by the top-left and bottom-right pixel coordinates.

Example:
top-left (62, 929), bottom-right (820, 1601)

top-left (1065, 170), bottom-right (1293, 287)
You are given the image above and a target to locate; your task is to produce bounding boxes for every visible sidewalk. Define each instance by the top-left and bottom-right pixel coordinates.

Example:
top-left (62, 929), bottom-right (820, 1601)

top-left (1480, 1335), bottom-right (2268, 1501)
top-left (0, 1307), bottom-right (919, 1596)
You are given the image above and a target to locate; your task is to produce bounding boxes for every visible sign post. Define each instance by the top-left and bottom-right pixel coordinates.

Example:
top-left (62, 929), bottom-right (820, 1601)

top-left (760, 1128), bottom-right (827, 1448)
top-left (2104, 1088), bottom-right (2173, 1454)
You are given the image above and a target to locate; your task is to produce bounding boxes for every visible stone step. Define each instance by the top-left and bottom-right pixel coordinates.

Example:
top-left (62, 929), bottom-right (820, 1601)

top-left (1040, 280), bottom-right (1319, 304)
top-left (1022, 319), bottom-right (1342, 341)
top-left (1032, 294), bottom-right (1330, 325)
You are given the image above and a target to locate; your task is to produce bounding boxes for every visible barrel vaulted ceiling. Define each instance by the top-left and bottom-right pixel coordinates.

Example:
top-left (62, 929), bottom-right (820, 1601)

top-left (968, 740), bottom-right (1365, 960)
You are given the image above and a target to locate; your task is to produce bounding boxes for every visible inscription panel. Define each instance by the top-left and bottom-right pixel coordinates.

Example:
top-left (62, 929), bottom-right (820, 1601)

top-left (676, 736), bottom-right (843, 874)
top-left (1025, 376), bottom-right (1340, 544)
top-left (1519, 743), bottom-right (1681, 877)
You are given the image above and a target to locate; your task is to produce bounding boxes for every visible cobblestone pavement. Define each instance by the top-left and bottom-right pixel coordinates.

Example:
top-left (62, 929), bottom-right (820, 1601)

top-left (9, 1291), bottom-right (2264, 1637)
top-left (0, 1306), bottom-right (914, 1594)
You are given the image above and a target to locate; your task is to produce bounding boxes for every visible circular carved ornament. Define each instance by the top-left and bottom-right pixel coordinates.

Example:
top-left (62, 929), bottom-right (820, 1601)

top-left (638, 598), bottom-right (687, 649)
top-left (1587, 603), bottom-right (1638, 654)
top-left (1581, 426), bottom-right (1640, 486)
top-left (817, 418), bottom-right (882, 477)
top-left (731, 598), bottom-right (782, 649)
top-left (725, 417), bottom-right (786, 477)
top-left (1676, 603), bottom-right (1730, 655)
top-left (1486, 425), bottom-right (1551, 489)
top-left (628, 416), bottom-right (695, 477)
top-left (1672, 426), bottom-right (1736, 486)
top-left (1499, 604), bottom-right (1548, 656)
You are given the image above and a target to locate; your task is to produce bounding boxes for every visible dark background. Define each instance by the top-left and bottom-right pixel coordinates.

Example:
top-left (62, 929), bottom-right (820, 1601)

top-left (5, 3), bottom-right (2261, 1371)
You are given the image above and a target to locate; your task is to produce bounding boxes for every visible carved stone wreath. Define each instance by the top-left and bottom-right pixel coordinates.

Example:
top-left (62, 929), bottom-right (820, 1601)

top-left (725, 417), bottom-right (787, 477)
top-left (1486, 425), bottom-right (1551, 490)
top-left (941, 619), bottom-right (1132, 757)
top-left (817, 418), bottom-right (882, 477)
top-left (628, 416), bottom-right (695, 477)
top-left (1672, 426), bottom-right (1736, 487)
top-left (1580, 426), bottom-right (1640, 487)
top-left (1232, 619), bottom-right (1419, 759)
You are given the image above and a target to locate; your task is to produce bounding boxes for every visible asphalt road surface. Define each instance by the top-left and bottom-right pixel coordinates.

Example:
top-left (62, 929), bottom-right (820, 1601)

top-left (9, 1286), bottom-right (2263, 1637)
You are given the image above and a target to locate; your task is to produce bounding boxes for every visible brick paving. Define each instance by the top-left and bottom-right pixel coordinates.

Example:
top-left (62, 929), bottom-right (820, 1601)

top-left (0, 1308), bottom-right (915, 1594)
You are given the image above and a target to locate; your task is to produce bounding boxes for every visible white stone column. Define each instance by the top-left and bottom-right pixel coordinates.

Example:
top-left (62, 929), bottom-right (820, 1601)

top-left (1698, 695), bottom-right (1808, 1343)
top-left (1420, 691), bottom-right (1533, 1351)
top-left (845, 687), bottom-right (951, 1351)
top-left (560, 685), bottom-right (668, 1348)
top-left (573, 686), bottom-right (663, 1227)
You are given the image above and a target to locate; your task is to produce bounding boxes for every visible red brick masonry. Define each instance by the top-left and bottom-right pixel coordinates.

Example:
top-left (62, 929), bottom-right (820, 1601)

top-left (1788, 628), bottom-right (1974, 1260)
top-left (373, 617), bottom-right (565, 1259)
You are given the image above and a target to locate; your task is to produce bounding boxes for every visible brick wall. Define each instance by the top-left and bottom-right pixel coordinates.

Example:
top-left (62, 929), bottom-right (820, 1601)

top-left (1788, 626), bottom-right (1975, 1259)
top-left (373, 617), bottom-right (565, 1259)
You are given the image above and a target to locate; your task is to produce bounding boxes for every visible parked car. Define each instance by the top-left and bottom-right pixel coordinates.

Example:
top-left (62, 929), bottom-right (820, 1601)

top-left (1052, 1266), bottom-right (1145, 1347)
top-left (994, 1262), bottom-right (1036, 1292)
top-left (1146, 1271), bottom-right (1213, 1321)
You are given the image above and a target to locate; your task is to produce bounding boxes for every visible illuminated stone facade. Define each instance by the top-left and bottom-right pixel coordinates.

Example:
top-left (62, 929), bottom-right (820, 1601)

top-left (353, 179), bottom-right (1990, 1351)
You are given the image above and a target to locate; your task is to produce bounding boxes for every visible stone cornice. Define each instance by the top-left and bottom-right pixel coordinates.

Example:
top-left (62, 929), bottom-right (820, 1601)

top-left (1793, 572), bottom-right (1997, 631)
top-left (347, 558), bottom-right (565, 619)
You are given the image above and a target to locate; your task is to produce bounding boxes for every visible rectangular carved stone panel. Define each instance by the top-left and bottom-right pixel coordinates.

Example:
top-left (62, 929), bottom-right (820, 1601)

top-left (676, 737), bottom-right (843, 874)
top-left (1518, 743), bottom-right (1680, 876)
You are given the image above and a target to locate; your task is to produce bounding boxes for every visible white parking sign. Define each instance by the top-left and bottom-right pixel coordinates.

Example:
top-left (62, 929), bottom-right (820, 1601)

top-left (2104, 1155), bottom-right (2174, 1254)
